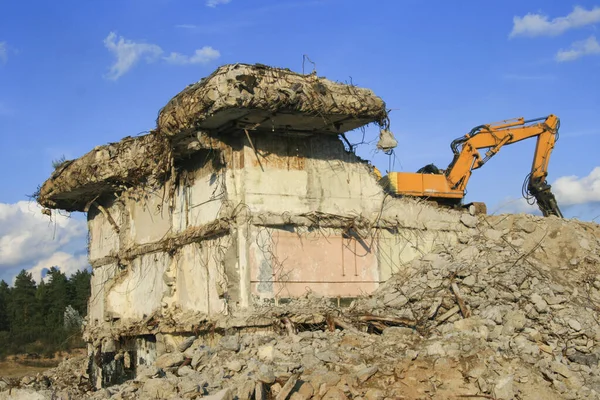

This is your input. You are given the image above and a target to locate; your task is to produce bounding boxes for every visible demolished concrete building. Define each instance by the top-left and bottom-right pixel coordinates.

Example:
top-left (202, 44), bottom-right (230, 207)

top-left (37, 63), bottom-right (481, 387)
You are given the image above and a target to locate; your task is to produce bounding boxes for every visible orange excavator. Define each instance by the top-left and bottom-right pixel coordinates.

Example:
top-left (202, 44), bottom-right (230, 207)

top-left (379, 114), bottom-right (563, 217)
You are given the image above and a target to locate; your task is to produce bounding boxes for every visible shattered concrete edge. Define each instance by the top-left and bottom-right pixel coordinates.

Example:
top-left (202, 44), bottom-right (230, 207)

top-left (36, 133), bottom-right (173, 212)
top-left (157, 63), bottom-right (389, 137)
top-left (36, 63), bottom-right (390, 212)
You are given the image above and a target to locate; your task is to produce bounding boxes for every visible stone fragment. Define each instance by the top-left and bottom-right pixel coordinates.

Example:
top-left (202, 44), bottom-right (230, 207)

top-left (301, 353), bottom-right (321, 370)
top-left (142, 378), bottom-right (177, 398)
top-left (426, 342), bottom-right (446, 357)
top-left (457, 246), bottom-right (479, 260)
top-left (568, 351), bottom-right (599, 367)
top-left (315, 350), bottom-right (340, 363)
top-left (227, 360), bottom-right (243, 372)
top-left (462, 275), bottom-right (476, 286)
top-left (516, 220), bottom-right (536, 233)
top-left (258, 345), bottom-right (275, 361)
top-left (255, 381), bottom-right (267, 400)
top-left (530, 293), bottom-right (548, 312)
top-left (204, 388), bottom-right (233, 400)
top-left (271, 383), bottom-right (282, 396)
top-left (177, 335), bottom-right (197, 352)
top-left (322, 387), bottom-right (348, 400)
top-left (178, 365), bottom-right (195, 376)
top-left (178, 379), bottom-right (200, 395)
top-left (191, 346), bottom-right (211, 369)
top-left (220, 335), bottom-right (241, 352)
top-left (545, 295), bottom-right (567, 305)
top-left (460, 214), bottom-right (478, 228)
top-left (0, 389), bottom-right (49, 400)
top-left (356, 366), bottom-right (378, 383)
top-left (382, 292), bottom-right (409, 307)
top-left (364, 388), bottom-right (385, 400)
top-left (553, 379), bottom-right (568, 393)
top-left (20, 376), bottom-right (35, 385)
top-left (502, 310), bottom-right (526, 334)
top-left (510, 237), bottom-right (525, 247)
top-left (237, 380), bottom-right (255, 400)
top-left (493, 375), bottom-right (514, 400)
top-left (567, 319), bottom-right (582, 331)
top-left (310, 371), bottom-right (341, 389)
top-left (257, 364), bottom-right (276, 384)
top-left (276, 373), bottom-right (299, 400)
top-left (485, 229), bottom-right (503, 241)
top-left (296, 381), bottom-right (314, 399)
top-left (155, 352), bottom-right (185, 369)
top-left (382, 326), bottom-right (414, 337)
top-left (551, 361), bottom-right (572, 378)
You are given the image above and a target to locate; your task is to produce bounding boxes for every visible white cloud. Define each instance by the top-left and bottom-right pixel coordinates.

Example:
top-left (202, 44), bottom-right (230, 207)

top-left (502, 73), bottom-right (556, 81)
top-left (552, 167), bottom-right (600, 205)
top-left (0, 42), bottom-right (7, 64)
top-left (103, 32), bottom-right (220, 77)
top-left (175, 24), bottom-right (199, 29)
top-left (163, 46), bottom-right (220, 65)
top-left (555, 35), bottom-right (600, 62)
top-left (103, 32), bottom-right (163, 80)
top-left (206, 0), bottom-right (231, 7)
top-left (28, 252), bottom-right (88, 283)
top-left (0, 201), bottom-right (88, 282)
top-left (510, 6), bottom-right (600, 38)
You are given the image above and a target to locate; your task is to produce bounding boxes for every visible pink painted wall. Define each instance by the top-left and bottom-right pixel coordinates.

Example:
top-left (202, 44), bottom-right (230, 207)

top-left (250, 228), bottom-right (379, 299)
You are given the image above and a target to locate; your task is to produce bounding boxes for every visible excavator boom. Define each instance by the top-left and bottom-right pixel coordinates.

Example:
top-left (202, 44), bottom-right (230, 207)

top-left (381, 114), bottom-right (563, 217)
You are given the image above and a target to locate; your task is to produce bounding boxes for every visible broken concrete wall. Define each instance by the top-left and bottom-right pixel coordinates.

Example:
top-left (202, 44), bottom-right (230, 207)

top-left (228, 134), bottom-right (385, 216)
top-left (35, 63), bottom-right (486, 389)
top-left (84, 130), bottom-right (473, 341)
top-left (172, 239), bottom-right (231, 315)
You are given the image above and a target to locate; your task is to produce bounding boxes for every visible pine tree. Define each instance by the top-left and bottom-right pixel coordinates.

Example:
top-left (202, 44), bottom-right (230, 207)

top-left (9, 270), bottom-right (40, 346)
top-left (0, 268), bottom-right (92, 356)
top-left (68, 269), bottom-right (91, 317)
top-left (0, 280), bottom-right (10, 332)
top-left (44, 267), bottom-right (69, 329)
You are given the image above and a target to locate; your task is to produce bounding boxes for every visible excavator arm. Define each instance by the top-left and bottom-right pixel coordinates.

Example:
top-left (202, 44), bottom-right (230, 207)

top-left (380, 114), bottom-right (563, 217)
top-left (444, 114), bottom-right (563, 217)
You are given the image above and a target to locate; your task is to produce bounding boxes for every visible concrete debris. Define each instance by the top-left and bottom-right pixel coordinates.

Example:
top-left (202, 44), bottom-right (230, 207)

top-left (376, 129), bottom-right (397, 152)
top-left (37, 63), bottom-right (389, 212)
top-left (36, 133), bottom-right (174, 211)
top-left (6, 213), bottom-right (600, 400)
top-left (157, 63), bottom-right (388, 138)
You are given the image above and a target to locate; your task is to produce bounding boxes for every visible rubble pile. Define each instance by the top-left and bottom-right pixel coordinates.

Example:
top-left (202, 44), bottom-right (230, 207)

top-left (4, 213), bottom-right (600, 400)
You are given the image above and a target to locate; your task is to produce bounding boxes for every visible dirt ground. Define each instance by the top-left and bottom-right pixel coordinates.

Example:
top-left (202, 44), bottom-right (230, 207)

top-left (0, 349), bottom-right (86, 380)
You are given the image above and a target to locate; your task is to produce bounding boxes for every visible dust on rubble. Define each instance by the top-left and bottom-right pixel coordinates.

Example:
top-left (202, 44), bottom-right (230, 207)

top-left (3, 213), bottom-right (600, 400)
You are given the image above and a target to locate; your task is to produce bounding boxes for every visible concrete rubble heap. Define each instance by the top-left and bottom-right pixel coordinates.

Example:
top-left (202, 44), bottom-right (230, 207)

top-left (4, 213), bottom-right (600, 399)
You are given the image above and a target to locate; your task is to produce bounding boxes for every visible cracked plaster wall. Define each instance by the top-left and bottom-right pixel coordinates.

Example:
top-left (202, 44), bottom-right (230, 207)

top-left (85, 131), bottom-right (470, 336)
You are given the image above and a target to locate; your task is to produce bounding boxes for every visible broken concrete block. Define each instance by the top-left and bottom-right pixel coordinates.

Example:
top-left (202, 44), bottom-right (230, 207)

top-left (154, 353), bottom-right (185, 369)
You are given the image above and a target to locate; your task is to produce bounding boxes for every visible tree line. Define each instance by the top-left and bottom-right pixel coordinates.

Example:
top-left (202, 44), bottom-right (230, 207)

top-left (0, 267), bottom-right (91, 359)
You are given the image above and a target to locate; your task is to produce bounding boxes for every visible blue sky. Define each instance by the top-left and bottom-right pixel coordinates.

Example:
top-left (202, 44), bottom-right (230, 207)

top-left (1, 0), bottom-right (599, 283)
